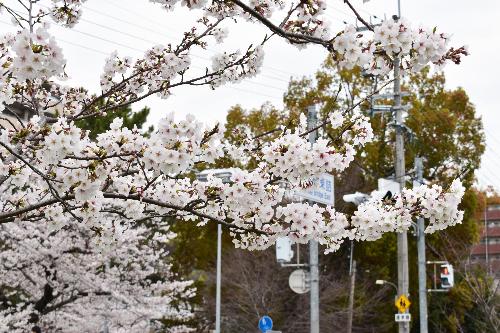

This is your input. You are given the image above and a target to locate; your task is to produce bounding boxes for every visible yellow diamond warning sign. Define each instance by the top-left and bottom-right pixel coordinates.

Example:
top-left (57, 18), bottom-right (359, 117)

top-left (395, 294), bottom-right (411, 313)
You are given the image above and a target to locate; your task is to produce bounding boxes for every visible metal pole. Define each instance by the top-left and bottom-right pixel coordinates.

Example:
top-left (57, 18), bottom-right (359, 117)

top-left (216, 224), bottom-right (222, 333)
top-left (347, 260), bottom-right (357, 333)
top-left (415, 157), bottom-right (428, 333)
top-left (433, 264), bottom-right (437, 290)
top-left (297, 243), bottom-right (300, 265)
top-left (394, 55), bottom-right (409, 333)
top-left (397, 0), bottom-right (401, 18)
top-left (103, 317), bottom-right (109, 333)
top-left (349, 240), bottom-right (354, 274)
top-left (307, 105), bottom-right (320, 333)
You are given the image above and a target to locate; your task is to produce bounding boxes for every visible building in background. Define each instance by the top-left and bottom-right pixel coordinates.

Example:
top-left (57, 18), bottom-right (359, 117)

top-left (0, 102), bottom-right (34, 130)
top-left (471, 204), bottom-right (500, 279)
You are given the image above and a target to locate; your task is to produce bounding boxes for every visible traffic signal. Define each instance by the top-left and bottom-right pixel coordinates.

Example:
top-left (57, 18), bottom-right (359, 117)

top-left (440, 264), bottom-right (454, 289)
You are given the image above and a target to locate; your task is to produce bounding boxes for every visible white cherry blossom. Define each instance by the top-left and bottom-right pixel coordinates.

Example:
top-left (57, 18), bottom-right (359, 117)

top-left (0, 1), bottom-right (469, 330)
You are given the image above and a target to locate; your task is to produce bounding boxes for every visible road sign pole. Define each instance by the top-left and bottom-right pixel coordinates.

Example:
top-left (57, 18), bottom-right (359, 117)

top-left (307, 105), bottom-right (320, 333)
top-left (347, 260), bottom-right (356, 333)
top-left (215, 224), bottom-right (222, 333)
top-left (415, 157), bottom-right (428, 333)
top-left (394, 53), bottom-right (410, 333)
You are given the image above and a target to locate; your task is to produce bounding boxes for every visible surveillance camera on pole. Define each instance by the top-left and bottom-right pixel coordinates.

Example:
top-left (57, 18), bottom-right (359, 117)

top-left (378, 178), bottom-right (400, 198)
top-left (342, 192), bottom-right (370, 206)
top-left (196, 168), bottom-right (235, 184)
top-left (440, 264), bottom-right (454, 289)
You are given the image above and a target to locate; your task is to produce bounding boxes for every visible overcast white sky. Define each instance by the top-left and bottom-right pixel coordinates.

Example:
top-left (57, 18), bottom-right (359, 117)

top-left (1, 0), bottom-right (499, 189)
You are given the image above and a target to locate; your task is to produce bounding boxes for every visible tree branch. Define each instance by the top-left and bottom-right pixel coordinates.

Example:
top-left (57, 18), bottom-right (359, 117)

top-left (343, 0), bottom-right (374, 32)
top-left (229, 0), bottom-right (333, 49)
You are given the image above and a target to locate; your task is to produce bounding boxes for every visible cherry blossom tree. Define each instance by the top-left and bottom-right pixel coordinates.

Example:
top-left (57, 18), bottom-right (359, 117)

top-left (0, 0), bottom-right (468, 329)
top-left (0, 216), bottom-right (195, 332)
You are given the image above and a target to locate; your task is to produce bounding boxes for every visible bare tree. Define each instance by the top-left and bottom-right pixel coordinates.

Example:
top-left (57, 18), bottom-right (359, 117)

top-left (200, 247), bottom-right (389, 332)
top-left (426, 230), bottom-right (499, 332)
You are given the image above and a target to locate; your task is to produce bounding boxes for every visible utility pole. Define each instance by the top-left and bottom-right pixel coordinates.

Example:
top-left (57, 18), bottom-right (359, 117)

top-left (367, 6), bottom-right (409, 331)
top-left (347, 260), bottom-right (357, 333)
top-left (415, 157), bottom-right (428, 333)
top-left (307, 105), bottom-right (320, 333)
top-left (215, 224), bottom-right (222, 333)
top-left (394, 54), bottom-right (409, 333)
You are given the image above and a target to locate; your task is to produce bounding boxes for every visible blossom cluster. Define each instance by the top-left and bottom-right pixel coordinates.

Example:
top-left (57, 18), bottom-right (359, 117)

top-left (333, 17), bottom-right (465, 74)
top-left (373, 18), bottom-right (452, 71)
top-left (0, 215), bottom-right (194, 332)
top-left (283, 0), bottom-right (331, 40)
top-left (50, 0), bottom-right (88, 27)
top-left (0, 307), bottom-right (32, 333)
top-left (332, 24), bottom-right (373, 70)
top-left (0, 107), bottom-right (465, 254)
top-left (351, 179), bottom-right (465, 241)
top-left (211, 46), bottom-right (264, 87)
top-left (0, 26), bottom-right (66, 113)
top-left (260, 112), bottom-right (372, 182)
top-left (211, 27), bottom-right (229, 43)
top-left (100, 45), bottom-right (192, 100)
top-left (418, 179), bottom-right (465, 233)
top-left (12, 28), bottom-right (65, 81)
top-left (145, 112), bottom-right (224, 172)
top-left (0, 0), bottom-right (468, 252)
top-left (40, 0), bottom-right (466, 73)
top-left (262, 132), bottom-right (355, 181)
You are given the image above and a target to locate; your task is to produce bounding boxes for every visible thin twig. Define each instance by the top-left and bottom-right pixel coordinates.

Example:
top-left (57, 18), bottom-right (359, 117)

top-left (343, 0), bottom-right (374, 32)
top-left (299, 79), bottom-right (393, 137)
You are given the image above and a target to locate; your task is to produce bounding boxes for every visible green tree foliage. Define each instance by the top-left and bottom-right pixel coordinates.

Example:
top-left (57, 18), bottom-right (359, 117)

top-left (219, 59), bottom-right (486, 332)
top-left (76, 103), bottom-right (152, 139)
top-left (170, 57), bottom-right (486, 331)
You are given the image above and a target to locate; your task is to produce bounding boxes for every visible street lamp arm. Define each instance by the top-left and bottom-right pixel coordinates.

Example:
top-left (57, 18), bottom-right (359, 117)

top-left (377, 279), bottom-right (398, 294)
top-left (385, 281), bottom-right (399, 293)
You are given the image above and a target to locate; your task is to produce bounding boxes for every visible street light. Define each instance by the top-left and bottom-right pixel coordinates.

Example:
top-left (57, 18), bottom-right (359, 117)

top-left (342, 192), bottom-right (370, 206)
top-left (375, 279), bottom-right (398, 294)
top-left (196, 168), bottom-right (236, 333)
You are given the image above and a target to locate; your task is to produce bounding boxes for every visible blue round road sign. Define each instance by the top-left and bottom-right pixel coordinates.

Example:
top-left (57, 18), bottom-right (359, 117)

top-left (258, 315), bottom-right (273, 332)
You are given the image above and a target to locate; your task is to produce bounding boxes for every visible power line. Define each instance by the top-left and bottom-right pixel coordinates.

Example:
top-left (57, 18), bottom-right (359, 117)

top-left (484, 145), bottom-right (500, 164)
top-left (74, 20), bottom-right (290, 86)
top-left (80, 5), bottom-right (179, 41)
top-left (484, 127), bottom-right (500, 147)
top-left (19, 1), bottom-right (294, 83)
top-left (0, 9), bottom-right (290, 93)
top-left (476, 171), bottom-right (498, 189)
top-left (79, 17), bottom-right (166, 46)
top-left (0, 19), bottom-right (284, 102)
top-left (328, 0), bottom-right (385, 26)
top-left (401, 101), bottom-right (498, 188)
top-left (102, 0), bottom-right (303, 78)
top-left (76, 11), bottom-right (292, 84)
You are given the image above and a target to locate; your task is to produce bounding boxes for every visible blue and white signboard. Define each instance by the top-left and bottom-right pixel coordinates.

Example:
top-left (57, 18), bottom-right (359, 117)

top-left (297, 173), bottom-right (334, 205)
top-left (258, 315), bottom-right (273, 332)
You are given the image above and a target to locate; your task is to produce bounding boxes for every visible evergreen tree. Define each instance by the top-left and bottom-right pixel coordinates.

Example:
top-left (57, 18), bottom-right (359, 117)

top-left (76, 103), bottom-right (152, 139)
